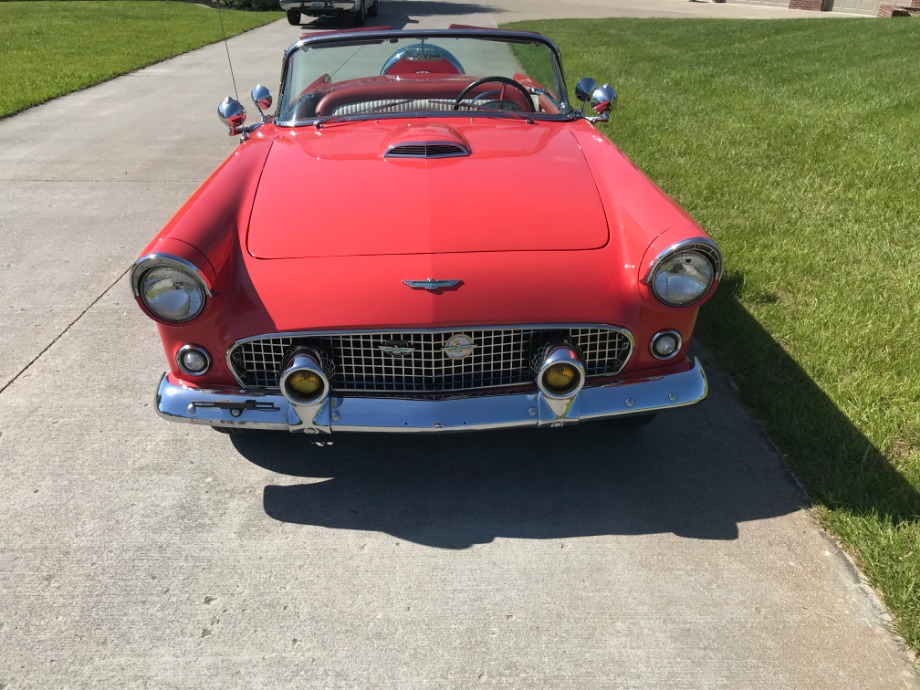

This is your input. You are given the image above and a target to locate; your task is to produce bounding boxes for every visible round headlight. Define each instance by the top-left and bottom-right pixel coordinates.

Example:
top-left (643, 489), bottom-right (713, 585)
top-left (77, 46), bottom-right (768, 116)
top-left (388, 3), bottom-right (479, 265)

top-left (140, 265), bottom-right (206, 322)
top-left (651, 250), bottom-right (715, 307)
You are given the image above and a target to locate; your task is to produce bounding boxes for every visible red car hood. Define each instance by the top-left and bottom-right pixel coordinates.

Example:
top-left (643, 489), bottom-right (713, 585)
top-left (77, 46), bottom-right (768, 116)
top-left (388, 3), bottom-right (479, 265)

top-left (247, 120), bottom-right (610, 259)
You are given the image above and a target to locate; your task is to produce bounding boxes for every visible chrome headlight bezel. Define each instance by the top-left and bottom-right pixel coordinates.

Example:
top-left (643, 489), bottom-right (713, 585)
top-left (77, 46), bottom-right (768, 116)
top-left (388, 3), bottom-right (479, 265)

top-left (131, 254), bottom-right (212, 323)
top-left (644, 238), bottom-right (723, 308)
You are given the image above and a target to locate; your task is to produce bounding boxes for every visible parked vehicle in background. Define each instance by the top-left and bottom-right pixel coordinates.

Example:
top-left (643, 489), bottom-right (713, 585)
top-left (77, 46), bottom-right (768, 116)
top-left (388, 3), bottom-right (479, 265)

top-left (281, 0), bottom-right (379, 26)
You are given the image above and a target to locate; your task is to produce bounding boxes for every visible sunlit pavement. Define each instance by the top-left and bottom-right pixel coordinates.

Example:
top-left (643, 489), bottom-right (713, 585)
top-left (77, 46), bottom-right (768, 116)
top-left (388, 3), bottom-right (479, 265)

top-left (0, 2), bottom-right (911, 689)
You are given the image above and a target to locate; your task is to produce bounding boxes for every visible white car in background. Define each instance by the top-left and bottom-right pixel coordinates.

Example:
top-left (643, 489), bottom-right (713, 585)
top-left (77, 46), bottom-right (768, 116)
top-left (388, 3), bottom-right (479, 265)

top-left (281, 0), bottom-right (379, 26)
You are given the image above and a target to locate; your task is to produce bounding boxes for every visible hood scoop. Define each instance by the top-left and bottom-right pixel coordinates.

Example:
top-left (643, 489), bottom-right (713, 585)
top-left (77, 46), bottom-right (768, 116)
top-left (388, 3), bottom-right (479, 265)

top-left (381, 123), bottom-right (470, 159)
top-left (385, 142), bottom-right (469, 159)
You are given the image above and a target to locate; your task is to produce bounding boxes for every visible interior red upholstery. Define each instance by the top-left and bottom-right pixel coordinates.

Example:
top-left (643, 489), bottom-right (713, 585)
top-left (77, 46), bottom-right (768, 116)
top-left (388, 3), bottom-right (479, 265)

top-left (313, 78), bottom-right (532, 116)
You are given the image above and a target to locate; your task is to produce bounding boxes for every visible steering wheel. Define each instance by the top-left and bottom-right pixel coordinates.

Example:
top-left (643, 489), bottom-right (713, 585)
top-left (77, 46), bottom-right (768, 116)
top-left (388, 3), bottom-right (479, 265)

top-left (453, 76), bottom-right (534, 113)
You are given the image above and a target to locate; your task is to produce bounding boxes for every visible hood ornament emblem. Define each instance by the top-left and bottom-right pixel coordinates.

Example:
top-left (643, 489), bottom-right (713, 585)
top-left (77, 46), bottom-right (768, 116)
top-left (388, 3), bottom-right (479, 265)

top-left (403, 278), bottom-right (462, 291)
top-left (378, 342), bottom-right (415, 357)
top-left (443, 334), bottom-right (475, 360)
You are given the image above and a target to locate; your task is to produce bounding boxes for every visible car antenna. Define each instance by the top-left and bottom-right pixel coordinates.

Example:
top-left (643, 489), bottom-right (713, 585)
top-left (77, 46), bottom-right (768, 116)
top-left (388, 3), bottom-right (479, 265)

top-left (216, 6), bottom-right (240, 102)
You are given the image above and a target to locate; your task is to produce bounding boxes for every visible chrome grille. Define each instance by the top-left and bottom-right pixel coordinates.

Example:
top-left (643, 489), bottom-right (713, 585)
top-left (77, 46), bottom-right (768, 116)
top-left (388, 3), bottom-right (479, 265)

top-left (229, 326), bottom-right (633, 396)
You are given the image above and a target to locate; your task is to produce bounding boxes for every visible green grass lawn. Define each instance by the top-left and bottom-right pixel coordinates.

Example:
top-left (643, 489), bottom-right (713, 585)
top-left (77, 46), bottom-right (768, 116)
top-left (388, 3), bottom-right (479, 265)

top-left (505, 17), bottom-right (920, 648)
top-left (0, 1), bottom-right (281, 118)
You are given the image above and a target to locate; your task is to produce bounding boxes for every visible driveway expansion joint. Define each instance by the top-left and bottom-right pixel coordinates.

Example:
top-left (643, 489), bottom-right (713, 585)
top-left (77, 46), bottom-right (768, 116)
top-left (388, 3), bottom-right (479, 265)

top-left (0, 266), bottom-right (131, 396)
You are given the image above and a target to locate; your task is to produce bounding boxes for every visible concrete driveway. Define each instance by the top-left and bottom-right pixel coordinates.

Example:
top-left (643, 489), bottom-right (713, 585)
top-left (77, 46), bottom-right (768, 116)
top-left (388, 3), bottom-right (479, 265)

top-left (0, 1), bottom-right (910, 688)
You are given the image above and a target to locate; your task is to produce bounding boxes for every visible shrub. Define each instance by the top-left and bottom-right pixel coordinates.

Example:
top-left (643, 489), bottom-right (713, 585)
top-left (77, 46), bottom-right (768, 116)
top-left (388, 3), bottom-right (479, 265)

top-left (211, 0), bottom-right (279, 10)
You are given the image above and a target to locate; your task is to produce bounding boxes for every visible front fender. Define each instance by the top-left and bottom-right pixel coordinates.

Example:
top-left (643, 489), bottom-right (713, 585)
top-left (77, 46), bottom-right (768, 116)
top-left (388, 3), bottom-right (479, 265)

top-left (137, 135), bottom-right (276, 292)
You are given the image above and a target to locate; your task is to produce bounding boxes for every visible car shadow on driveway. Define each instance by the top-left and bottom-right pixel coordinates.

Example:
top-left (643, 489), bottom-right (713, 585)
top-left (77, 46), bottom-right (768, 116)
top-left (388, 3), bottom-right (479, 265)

top-left (232, 396), bottom-right (806, 549)
top-left (701, 275), bottom-right (920, 527)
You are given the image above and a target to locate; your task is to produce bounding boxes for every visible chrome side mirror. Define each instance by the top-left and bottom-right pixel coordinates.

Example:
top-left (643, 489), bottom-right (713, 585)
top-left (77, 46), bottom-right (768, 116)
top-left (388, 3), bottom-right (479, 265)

top-left (218, 96), bottom-right (247, 135)
top-left (574, 77), bottom-right (617, 123)
top-left (590, 84), bottom-right (617, 117)
top-left (251, 84), bottom-right (273, 122)
top-left (574, 77), bottom-right (598, 105)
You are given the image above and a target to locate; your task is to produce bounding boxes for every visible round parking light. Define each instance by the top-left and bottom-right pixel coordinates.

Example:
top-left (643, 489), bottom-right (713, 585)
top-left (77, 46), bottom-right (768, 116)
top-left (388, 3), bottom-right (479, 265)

top-left (176, 344), bottom-right (211, 376)
top-left (649, 330), bottom-right (682, 360)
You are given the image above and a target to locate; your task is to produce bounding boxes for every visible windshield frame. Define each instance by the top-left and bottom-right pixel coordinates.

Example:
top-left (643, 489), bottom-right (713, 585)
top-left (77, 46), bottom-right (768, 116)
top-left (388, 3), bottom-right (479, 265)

top-left (274, 28), bottom-right (574, 127)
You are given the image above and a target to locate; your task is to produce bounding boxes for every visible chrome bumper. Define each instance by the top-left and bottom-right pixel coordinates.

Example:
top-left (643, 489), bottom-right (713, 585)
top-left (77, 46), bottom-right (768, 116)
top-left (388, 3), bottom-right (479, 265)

top-left (155, 358), bottom-right (708, 434)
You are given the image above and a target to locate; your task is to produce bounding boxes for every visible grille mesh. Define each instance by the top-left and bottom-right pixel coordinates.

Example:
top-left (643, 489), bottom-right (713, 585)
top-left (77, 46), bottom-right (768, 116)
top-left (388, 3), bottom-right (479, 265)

top-left (229, 327), bottom-right (632, 397)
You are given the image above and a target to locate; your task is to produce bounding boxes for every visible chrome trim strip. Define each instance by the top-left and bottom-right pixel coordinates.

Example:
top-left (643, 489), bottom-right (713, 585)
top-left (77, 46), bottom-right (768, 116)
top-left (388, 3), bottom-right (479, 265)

top-left (155, 358), bottom-right (708, 433)
top-left (641, 237), bottom-right (724, 287)
top-left (276, 110), bottom-right (577, 128)
top-left (285, 28), bottom-right (562, 67)
top-left (224, 324), bottom-right (636, 391)
top-left (649, 330), bottom-right (683, 361)
top-left (229, 323), bottom-right (634, 350)
top-left (402, 278), bottom-right (462, 289)
top-left (130, 253), bottom-right (213, 298)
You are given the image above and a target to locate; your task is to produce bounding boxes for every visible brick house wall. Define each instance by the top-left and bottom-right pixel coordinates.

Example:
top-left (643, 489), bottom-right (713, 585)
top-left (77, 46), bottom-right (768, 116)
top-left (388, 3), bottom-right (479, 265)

top-left (734, 0), bottom-right (902, 15)
top-left (878, 0), bottom-right (918, 13)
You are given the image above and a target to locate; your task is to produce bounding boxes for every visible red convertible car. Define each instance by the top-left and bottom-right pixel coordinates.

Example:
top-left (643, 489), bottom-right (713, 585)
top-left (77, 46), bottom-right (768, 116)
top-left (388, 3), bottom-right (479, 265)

top-left (131, 27), bottom-right (722, 434)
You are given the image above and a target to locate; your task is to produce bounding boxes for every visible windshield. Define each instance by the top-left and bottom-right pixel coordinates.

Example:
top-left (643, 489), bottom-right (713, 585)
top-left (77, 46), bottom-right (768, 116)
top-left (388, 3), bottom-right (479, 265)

top-left (276, 30), bottom-right (573, 125)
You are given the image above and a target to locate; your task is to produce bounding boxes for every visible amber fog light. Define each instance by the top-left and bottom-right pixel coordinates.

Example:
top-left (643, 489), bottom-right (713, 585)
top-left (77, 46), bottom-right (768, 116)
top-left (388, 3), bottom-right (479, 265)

top-left (650, 330), bottom-right (682, 360)
top-left (176, 344), bottom-right (211, 376)
top-left (543, 363), bottom-right (579, 393)
top-left (536, 344), bottom-right (586, 399)
top-left (280, 349), bottom-right (330, 405)
top-left (287, 370), bottom-right (324, 398)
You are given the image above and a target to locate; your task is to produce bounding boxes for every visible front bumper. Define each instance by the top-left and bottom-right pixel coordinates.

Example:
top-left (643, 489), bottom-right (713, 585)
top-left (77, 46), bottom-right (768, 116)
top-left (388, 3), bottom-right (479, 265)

top-left (154, 358), bottom-right (708, 433)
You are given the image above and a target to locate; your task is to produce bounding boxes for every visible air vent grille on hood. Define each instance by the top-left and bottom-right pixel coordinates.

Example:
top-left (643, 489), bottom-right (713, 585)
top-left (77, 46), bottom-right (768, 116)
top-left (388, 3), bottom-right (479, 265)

top-left (385, 142), bottom-right (469, 159)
